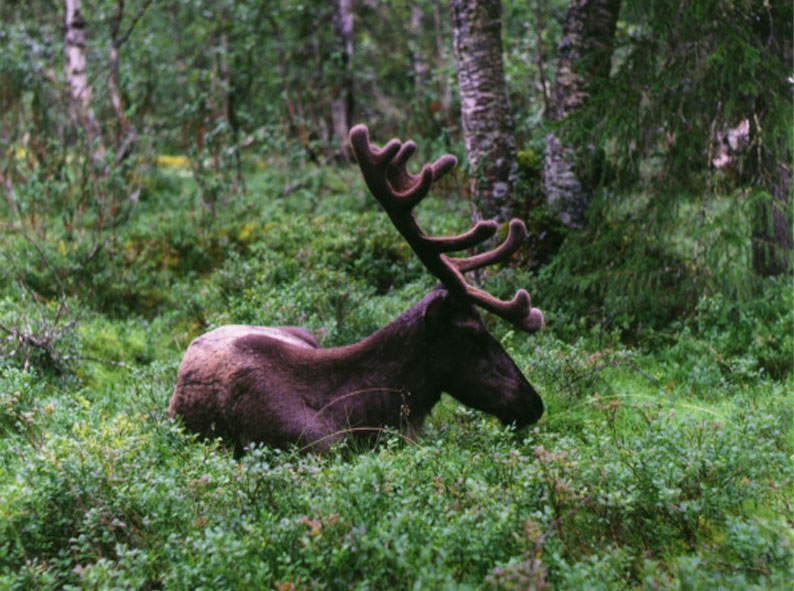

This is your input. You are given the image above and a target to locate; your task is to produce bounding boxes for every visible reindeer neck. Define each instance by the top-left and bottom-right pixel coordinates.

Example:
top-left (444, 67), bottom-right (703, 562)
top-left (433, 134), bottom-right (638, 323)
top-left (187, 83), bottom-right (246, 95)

top-left (307, 294), bottom-right (441, 425)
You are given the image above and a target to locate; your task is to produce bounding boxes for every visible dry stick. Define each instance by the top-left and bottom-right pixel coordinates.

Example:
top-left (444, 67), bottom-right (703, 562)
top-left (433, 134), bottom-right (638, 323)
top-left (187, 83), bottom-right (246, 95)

top-left (294, 387), bottom-right (415, 452)
top-left (711, 559), bottom-right (771, 577)
top-left (537, 493), bottom-right (592, 547)
top-left (62, 354), bottom-right (130, 369)
top-left (313, 387), bottom-right (409, 417)
top-left (524, 494), bottom-right (593, 582)
top-left (297, 426), bottom-right (416, 455)
top-left (1, 224), bottom-right (127, 371)
top-left (114, 0), bottom-right (154, 48)
top-left (6, 278), bottom-right (77, 373)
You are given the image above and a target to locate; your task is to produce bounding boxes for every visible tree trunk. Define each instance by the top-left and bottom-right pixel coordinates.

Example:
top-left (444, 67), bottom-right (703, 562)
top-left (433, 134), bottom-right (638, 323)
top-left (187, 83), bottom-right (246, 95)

top-left (411, 5), bottom-right (429, 98)
top-left (330, 0), bottom-right (354, 162)
top-left (543, 0), bottom-right (620, 228)
top-left (433, 4), bottom-right (454, 124)
top-left (64, 0), bottom-right (104, 164)
top-left (108, 0), bottom-right (147, 169)
top-left (450, 0), bottom-right (517, 223)
top-left (750, 8), bottom-right (792, 276)
top-left (752, 166), bottom-right (792, 276)
top-left (215, 6), bottom-right (245, 193)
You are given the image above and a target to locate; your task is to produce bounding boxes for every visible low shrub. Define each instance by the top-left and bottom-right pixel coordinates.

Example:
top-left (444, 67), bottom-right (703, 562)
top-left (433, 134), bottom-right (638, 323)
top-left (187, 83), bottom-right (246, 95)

top-left (0, 165), bottom-right (790, 590)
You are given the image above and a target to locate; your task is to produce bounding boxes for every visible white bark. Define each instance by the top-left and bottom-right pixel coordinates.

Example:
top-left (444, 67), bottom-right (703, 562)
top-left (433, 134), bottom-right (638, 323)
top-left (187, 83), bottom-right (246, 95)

top-left (64, 0), bottom-right (104, 162)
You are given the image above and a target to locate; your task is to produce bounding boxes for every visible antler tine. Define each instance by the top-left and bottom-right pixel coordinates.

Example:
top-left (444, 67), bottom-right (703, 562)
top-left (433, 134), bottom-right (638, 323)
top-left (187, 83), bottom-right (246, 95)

top-left (449, 219), bottom-right (527, 272)
top-left (390, 141), bottom-right (417, 175)
top-left (425, 220), bottom-right (498, 252)
top-left (349, 124), bottom-right (544, 333)
top-left (351, 124), bottom-right (434, 209)
top-left (446, 218), bottom-right (544, 331)
top-left (350, 124), bottom-right (401, 167)
top-left (389, 139), bottom-right (457, 188)
top-left (351, 124), bottom-right (491, 250)
top-left (467, 287), bottom-right (545, 333)
top-left (431, 153), bottom-right (457, 180)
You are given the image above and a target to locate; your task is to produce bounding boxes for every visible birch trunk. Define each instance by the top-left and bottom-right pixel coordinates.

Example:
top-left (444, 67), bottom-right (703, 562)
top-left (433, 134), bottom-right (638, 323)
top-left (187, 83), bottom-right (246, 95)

top-left (543, 0), bottom-right (620, 228)
top-left (450, 0), bottom-right (517, 223)
top-left (64, 0), bottom-right (104, 163)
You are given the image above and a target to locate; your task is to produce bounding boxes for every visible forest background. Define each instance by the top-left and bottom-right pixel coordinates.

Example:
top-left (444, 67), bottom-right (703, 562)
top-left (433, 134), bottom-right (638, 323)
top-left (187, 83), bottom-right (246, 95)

top-left (0, 0), bottom-right (792, 589)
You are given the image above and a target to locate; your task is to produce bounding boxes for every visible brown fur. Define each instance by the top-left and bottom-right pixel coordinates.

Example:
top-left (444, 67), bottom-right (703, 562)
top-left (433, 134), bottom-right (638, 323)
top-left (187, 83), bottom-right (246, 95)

top-left (168, 289), bottom-right (543, 454)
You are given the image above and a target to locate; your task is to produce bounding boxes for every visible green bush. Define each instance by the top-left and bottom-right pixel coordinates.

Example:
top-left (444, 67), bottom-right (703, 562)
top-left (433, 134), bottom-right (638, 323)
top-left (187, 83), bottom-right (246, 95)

top-left (0, 163), bottom-right (790, 590)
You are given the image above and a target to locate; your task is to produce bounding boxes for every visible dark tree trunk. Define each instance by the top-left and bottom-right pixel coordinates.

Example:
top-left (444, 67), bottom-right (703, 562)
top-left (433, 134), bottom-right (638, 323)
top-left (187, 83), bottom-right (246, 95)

top-left (108, 0), bottom-right (151, 172)
top-left (543, 0), bottom-right (620, 228)
top-left (752, 164), bottom-right (792, 276)
top-left (750, 7), bottom-right (792, 276)
top-left (330, 0), bottom-right (354, 162)
top-left (450, 0), bottom-right (517, 223)
top-left (411, 5), bottom-right (429, 98)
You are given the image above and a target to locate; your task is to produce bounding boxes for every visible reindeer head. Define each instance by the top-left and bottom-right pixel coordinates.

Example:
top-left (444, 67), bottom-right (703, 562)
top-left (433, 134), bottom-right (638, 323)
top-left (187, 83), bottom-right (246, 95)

top-left (350, 125), bottom-right (544, 427)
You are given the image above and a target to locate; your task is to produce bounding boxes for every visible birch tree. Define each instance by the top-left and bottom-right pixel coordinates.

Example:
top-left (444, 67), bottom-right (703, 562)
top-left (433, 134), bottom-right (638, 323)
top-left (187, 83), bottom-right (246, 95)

top-left (64, 0), bottom-right (104, 164)
top-left (450, 0), bottom-right (517, 222)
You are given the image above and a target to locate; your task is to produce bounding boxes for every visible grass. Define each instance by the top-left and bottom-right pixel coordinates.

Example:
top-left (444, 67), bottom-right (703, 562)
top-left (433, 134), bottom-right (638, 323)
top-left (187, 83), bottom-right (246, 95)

top-left (0, 162), bottom-right (791, 590)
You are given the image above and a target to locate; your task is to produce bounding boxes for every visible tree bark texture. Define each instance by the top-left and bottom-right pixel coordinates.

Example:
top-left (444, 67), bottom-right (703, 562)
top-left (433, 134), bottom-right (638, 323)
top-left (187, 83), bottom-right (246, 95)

top-left (433, 4), bottom-right (454, 123)
top-left (450, 0), bottom-right (517, 223)
top-left (330, 0), bottom-right (354, 161)
top-left (64, 0), bottom-right (104, 163)
top-left (543, 0), bottom-right (620, 228)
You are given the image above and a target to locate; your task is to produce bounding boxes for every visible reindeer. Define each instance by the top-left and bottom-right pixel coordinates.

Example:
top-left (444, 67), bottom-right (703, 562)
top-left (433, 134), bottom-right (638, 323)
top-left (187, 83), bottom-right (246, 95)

top-left (168, 125), bottom-right (545, 454)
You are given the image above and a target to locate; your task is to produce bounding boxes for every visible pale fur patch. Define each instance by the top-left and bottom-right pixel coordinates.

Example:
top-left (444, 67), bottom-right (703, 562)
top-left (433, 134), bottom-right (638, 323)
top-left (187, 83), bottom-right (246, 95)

top-left (195, 325), bottom-right (317, 350)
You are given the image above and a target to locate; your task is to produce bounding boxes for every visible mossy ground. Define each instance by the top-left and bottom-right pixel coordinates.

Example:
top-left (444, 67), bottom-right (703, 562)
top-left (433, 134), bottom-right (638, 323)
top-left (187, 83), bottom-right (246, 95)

top-left (1, 164), bottom-right (791, 590)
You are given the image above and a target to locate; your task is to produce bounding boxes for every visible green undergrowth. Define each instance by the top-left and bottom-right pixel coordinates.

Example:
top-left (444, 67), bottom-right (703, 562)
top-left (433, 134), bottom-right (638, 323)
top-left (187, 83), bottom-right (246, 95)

top-left (0, 165), bottom-right (791, 589)
top-left (1, 357), bottom-right (790, 590)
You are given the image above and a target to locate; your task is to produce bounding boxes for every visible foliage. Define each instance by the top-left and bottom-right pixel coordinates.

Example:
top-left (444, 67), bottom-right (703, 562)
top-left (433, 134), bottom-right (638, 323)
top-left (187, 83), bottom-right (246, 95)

top-left (0, 354), bottom-right (790, 589)
top-left (559, 0), bottom-right (792, 194)
top-left (1, 164), bottom-right (791, 589)
top-left (0, 1), bottom-right (791, 587)
top-left (529, 179), bottom-right (793, 359)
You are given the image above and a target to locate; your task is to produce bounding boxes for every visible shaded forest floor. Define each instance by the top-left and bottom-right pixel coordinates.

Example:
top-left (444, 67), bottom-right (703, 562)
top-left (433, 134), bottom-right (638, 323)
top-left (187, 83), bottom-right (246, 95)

top-left (1, 161), bottom-right (791, 590)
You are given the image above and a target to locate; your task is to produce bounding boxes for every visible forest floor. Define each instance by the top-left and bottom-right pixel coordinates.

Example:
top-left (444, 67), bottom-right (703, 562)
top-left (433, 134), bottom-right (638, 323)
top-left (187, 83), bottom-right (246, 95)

top-left (1, 163), bottom-right (791, 590)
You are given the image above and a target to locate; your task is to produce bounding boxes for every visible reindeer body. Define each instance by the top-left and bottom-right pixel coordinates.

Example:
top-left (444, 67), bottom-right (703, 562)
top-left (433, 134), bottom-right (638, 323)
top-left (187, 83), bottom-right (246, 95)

top-left (169, 290), bottom-right (542, 453)
top-left (170, 125), bottom-right (545, 454)
top-left (170, 296), bottom-right (435, 453)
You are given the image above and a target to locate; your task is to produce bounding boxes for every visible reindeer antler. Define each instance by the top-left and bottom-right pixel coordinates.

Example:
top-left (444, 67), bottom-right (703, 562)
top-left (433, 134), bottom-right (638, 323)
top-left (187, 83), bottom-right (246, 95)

top-left (349, 124), bottom-right (544, 333)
